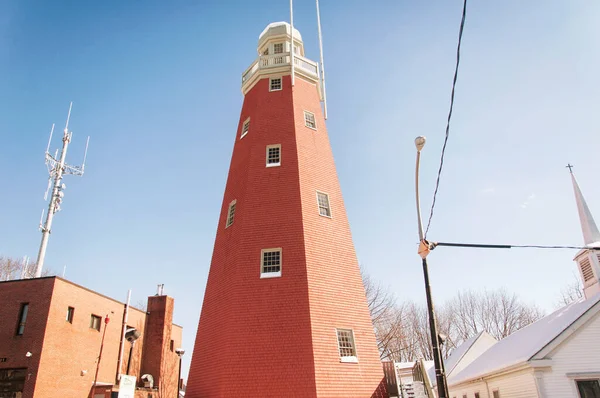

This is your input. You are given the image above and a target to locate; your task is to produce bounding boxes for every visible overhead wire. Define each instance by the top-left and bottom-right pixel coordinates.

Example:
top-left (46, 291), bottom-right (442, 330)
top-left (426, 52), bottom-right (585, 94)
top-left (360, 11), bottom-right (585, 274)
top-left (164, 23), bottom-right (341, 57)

top-left (424, 0), bottom-right (468, 238)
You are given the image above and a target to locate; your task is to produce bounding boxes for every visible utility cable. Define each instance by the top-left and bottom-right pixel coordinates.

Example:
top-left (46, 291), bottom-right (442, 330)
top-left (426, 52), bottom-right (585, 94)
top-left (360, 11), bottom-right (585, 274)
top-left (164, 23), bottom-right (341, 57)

top-left (429, 241), bottom-right (598, 251)
top-left (425, 0), bottom-right (468, 238)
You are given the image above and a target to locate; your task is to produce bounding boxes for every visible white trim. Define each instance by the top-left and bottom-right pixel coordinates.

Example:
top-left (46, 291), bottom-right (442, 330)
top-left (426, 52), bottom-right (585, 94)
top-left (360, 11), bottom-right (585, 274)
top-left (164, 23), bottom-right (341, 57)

top-left (316, 191), bottom-right (331, 218)
top-left (269, 77), bottom-right (283, 92)
top-left (567, 372), bottom-right (600, 379)
top-left (240, 117), bottom-right (250, 139)
top-left (260, 247), bottom-right (282, 278)
top-left (304, 110), bottom-right (317, 130)
top-left (266, 144), bottom-right (281, 167)
top-left (260, 271), bottom-right (282, 279)
top-left (225, 199), bottom-right (236, 228)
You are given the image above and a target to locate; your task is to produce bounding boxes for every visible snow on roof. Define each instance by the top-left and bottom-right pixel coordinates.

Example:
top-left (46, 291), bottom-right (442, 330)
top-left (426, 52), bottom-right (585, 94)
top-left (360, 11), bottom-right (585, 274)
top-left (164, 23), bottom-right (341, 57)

top-left (444, 331), bottom-right (493, 376)
top-left (450, 293), bottom-right (600, 385)
top-left (394, 361), bottom-right (416, 369)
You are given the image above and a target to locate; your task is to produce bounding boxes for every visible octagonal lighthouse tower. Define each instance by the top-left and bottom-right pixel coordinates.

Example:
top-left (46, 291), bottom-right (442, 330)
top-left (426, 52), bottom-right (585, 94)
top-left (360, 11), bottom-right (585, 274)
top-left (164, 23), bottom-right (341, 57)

top-left (187, 22), bottom-right (387, 398)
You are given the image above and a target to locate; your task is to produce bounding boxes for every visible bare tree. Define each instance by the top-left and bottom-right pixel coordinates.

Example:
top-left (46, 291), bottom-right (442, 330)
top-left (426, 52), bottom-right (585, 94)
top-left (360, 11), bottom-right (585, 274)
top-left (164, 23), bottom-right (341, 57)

top-left (362, 268), bottom-right (544, 363)
top-left (556, 274), bottom-right (584, 308)
top-left (0, 256), bottom-right (53, 280)
top-left (446, 289), bottom-right (544, 341)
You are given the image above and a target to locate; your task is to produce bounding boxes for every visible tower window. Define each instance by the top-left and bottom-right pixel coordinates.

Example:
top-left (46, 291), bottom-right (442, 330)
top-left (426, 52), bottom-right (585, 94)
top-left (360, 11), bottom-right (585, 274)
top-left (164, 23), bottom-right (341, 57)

top-left (241, 118), bottom-right (250, 139)
top-left (336, 329), bottom-right (357, 362)
top-left (304, 111), bottom-right (317, 129)
top-left (262, 48), bottom-right (269, 55)
top-left (226, 200), bottom-right (236, 228)
top-left (16, 303), bottom-right (29, 336)
top-left (270, 78), bottom-right (282, 92)
top-left (261, 248), bottom-right (282, 278)
top-left (90, 314), bottom-right (101, 331)
top-left (266, 145), bottom-right (281, 167)
top-left (492, 390), bottom-right (500, 398)
top-left (273, 43), bottom-right (284, 54)
top-left (316, 192), bottom-right (331, 217)
top-left (66, 306), bottom-right (75, 323)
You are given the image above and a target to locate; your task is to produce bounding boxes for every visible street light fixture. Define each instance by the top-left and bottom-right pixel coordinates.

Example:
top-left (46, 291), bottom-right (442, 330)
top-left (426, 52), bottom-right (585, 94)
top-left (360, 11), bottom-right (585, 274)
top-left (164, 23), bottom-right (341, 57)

top-left (125, 328), bottom-right (141, 376)
top-left (175, 348), bottom-right (185, 398)
top-left (414, 136), bottom-right (449, 398)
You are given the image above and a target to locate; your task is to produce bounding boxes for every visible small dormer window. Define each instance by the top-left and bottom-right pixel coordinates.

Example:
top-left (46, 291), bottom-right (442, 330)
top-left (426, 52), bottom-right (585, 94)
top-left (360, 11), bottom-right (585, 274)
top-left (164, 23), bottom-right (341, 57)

top-left (273, 43), bottom-right (284, 54)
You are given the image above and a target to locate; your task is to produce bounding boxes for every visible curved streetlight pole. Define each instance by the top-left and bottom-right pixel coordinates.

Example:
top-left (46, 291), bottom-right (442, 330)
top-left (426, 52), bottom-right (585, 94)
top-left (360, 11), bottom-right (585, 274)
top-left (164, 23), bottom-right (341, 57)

top-left (414, 136), bottom-right (449, 398)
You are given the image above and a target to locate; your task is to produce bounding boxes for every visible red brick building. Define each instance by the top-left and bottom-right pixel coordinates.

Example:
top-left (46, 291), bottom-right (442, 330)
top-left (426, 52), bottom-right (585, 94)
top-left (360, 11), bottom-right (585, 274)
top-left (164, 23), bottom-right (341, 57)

top-left (187, 22), bottom-right (387, 397)
top-left (0, 276), bottom-right (182, 398)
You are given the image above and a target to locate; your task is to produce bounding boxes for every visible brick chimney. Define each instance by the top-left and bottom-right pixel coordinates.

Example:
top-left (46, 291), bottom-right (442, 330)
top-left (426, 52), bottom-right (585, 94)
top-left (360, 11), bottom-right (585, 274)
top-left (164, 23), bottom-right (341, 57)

top-left (140, 294), bottom-right (174, 388)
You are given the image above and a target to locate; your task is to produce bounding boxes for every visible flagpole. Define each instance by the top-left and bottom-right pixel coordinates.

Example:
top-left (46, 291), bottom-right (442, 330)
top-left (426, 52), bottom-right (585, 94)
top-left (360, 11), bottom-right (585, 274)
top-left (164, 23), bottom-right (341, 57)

top-left (290, 0), bottom-right (295, 86)
top-left (316, 0), bottom-right (328, 119)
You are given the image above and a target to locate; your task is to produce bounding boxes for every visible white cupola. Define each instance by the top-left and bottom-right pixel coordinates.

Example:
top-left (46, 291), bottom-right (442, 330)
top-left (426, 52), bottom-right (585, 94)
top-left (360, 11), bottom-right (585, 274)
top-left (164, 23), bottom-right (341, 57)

top-left (569, 168), bottom-right (600, 299)
top-left (241, 22), bottom-right (321, 96)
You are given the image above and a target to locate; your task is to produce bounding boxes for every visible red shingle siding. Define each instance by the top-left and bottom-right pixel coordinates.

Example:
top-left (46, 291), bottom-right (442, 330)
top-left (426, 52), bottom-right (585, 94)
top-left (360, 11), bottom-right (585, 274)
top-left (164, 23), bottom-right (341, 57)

top-left (188, 75), bottom-right (386, 397)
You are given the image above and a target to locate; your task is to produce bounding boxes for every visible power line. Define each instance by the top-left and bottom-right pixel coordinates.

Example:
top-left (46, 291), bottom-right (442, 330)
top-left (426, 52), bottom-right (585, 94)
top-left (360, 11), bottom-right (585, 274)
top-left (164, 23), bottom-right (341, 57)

top-left (429, 241), bottom-right (598, 251)
top-left (425, 0), bottom-right (468, 239)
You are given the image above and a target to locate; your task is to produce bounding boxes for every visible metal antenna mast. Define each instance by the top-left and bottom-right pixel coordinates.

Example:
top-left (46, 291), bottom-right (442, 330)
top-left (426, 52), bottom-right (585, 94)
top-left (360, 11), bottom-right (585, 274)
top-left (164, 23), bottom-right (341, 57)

top-left (34, 102), bottom-right (89, 278)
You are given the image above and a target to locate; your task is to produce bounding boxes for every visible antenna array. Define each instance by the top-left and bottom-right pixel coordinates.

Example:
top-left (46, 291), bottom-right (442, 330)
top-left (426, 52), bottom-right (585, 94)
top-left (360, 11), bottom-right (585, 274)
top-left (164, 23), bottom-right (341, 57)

top-left (34, 102), bottom-right (89, 278)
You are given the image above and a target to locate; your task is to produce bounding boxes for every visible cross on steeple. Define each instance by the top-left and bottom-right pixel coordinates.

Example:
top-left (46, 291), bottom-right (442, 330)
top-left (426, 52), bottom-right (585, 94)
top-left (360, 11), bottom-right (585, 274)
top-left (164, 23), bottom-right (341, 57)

top-left (566, 164), bottom-right (574, 174)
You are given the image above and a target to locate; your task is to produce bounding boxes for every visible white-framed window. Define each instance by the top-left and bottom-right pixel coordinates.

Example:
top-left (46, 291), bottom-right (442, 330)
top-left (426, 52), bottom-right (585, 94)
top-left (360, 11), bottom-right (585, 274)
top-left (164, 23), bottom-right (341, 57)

top-left (270, 77), bottom-right (282, 92)
top-left (336, 329), bottom-right (358, 363)
top-left (576, 380), bottom-right (600, 398)
top-left (266, 144), bottom-right (281, 167)
top-left (226, 200), bottom-right (236, 228)
top-left (273, 43), bottom-right (284, 54)
top-left (261, 248), bottom-right (282, 278)
top-left (316, 191), bottom-right (331, 217)
top-left (241, 118), bottom-right (250, 139)
top-left (492, 390), bottom-right (500, 398)
top-left (304, 110), bottom-right (317, 129)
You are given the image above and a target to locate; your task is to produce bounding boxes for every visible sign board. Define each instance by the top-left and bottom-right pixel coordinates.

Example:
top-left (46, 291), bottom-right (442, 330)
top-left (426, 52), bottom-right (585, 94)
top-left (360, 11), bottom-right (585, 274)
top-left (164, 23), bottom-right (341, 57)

top-left (117, 375), bottom-right (136, 398)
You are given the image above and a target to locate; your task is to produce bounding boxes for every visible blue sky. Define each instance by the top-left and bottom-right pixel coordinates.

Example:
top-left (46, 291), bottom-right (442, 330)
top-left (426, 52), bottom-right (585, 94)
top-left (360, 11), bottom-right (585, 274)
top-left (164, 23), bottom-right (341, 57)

top-left (1, 0), bottom-right (599, 380)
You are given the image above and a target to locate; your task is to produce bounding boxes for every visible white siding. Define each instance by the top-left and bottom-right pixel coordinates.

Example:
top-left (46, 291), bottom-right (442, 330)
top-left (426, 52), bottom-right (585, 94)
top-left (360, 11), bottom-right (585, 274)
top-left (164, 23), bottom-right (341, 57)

top-left (486, 370), bottom-right (539, 398)
top-left (541, 311), bottom-right (600, 398)
top-left (450, 369), bottom-right (538, 398)
top-left (448, 380), bottom-right (489, 398)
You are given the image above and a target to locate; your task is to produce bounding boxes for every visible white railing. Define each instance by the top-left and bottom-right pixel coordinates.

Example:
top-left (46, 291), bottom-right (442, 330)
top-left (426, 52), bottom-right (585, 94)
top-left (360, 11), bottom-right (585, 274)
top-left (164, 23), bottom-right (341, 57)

top-left (242, 53), bottom-right (319, 85)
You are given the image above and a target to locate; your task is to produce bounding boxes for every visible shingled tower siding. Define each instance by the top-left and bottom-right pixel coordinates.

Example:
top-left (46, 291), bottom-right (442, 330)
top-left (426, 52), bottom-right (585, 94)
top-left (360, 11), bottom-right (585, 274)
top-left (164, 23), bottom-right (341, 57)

top-left (187, 22), bottom-right (386, 398)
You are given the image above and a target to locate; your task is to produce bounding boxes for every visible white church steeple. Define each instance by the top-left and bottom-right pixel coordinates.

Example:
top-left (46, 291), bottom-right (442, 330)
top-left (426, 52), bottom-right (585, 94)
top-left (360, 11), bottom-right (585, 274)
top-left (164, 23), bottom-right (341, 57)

top-left (569, 165), bottom-right (600, 299)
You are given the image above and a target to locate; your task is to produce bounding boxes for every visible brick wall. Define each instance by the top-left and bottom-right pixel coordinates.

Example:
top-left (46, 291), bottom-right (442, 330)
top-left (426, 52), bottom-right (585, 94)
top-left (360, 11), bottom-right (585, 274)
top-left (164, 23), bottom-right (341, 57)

top-left (0, 277), bottom-right (181, 398)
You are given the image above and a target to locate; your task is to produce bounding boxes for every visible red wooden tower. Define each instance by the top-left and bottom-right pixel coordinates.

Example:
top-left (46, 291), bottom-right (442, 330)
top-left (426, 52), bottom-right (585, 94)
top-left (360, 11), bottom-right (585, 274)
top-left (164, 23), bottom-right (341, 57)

top-left (187, 22), bottom-right (386, 397)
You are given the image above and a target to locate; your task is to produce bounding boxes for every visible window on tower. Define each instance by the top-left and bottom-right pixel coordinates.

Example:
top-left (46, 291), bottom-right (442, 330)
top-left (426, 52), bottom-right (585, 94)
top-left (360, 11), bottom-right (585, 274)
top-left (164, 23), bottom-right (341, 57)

top-left (304, 111), bottom-right (317, 130)
top-left (270, 78), bottom-right (282, 92)
top-left (261, 248), bottom-right (282, 278)
top-left (266, 145), bottom-right (281, 167)
top-left (226, 200), bottom-right (236, 228)
top-left (336, 329), bottom-right (358, 362)
top-left (241, 118), bottom-right (250, 139)
top-left (316, 191), bottom-right (331, 217)
top-left (273, 43), bottom-right (284, 54)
